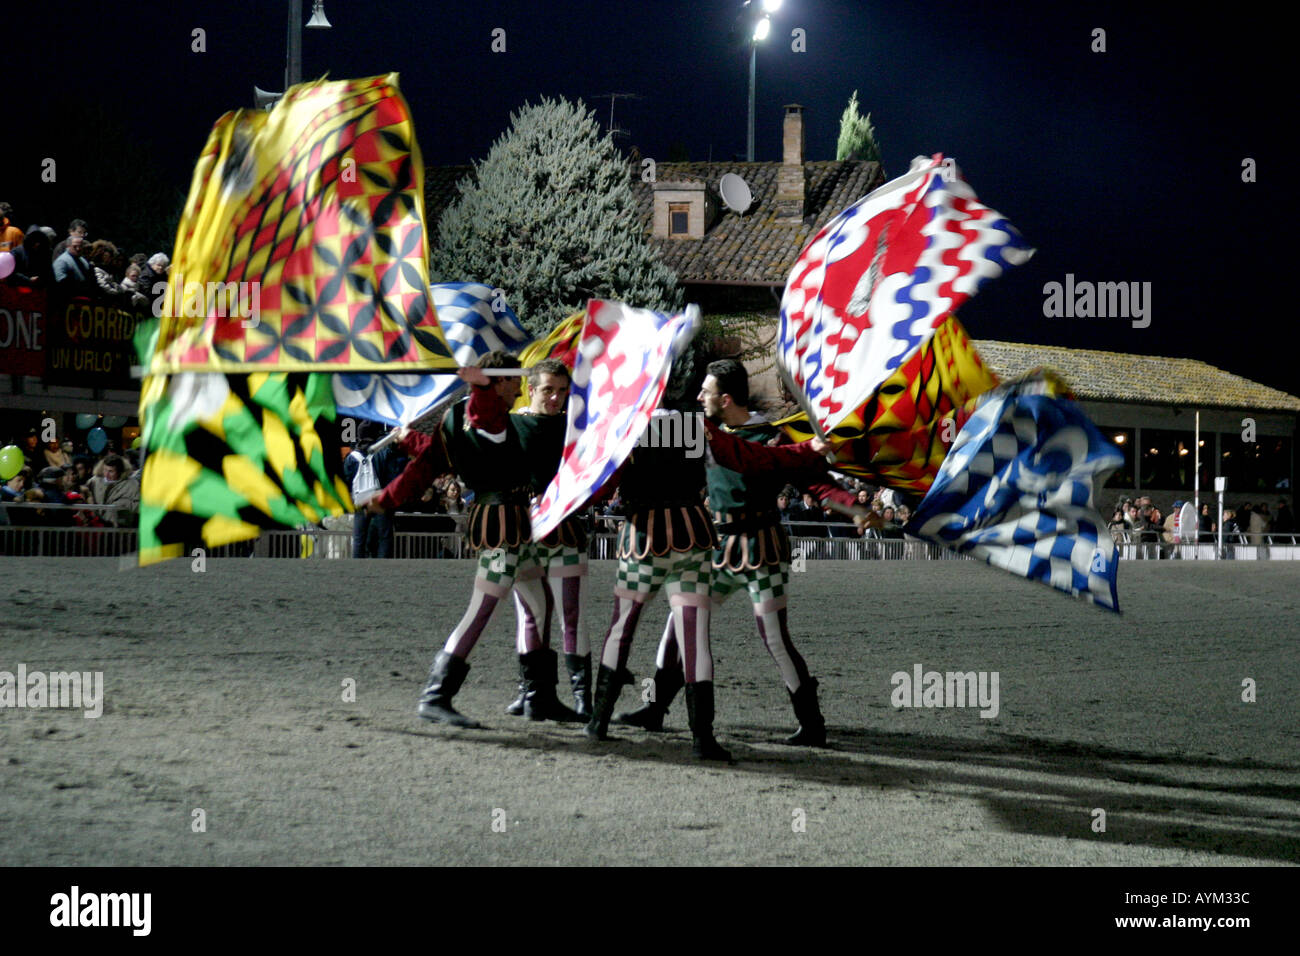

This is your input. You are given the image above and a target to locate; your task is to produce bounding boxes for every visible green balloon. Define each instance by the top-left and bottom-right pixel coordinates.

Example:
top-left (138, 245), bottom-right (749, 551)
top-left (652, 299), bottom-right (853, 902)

top-left (0, 445), bottom-right (21, 481)
top-left (130, 436), bottom-right (142, 450)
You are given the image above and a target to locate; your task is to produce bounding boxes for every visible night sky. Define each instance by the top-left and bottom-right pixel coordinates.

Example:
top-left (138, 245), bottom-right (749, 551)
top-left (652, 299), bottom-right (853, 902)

top-left (5, 1), bottom-right (1288, 398)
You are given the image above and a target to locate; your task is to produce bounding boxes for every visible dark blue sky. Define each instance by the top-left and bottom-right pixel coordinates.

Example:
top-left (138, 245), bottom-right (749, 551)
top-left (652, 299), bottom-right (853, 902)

top-left (6, 1), bottom-right (1288, 397)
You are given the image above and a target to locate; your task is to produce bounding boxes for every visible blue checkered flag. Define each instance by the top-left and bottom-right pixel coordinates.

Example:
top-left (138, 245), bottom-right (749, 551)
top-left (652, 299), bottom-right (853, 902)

top-left (333, 283), bottom-right (533, 426)
top-left (905, 374), bottom-right (1124, 612)
top-left (430, 282), bottom-right (533, 361)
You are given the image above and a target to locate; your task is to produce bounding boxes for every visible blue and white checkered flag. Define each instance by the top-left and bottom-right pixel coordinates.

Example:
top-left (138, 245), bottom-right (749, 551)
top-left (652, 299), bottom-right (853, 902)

top-left (333, 283), bottom-right (533, 426)
top-left (905, 374), bottom-right (1124, 611)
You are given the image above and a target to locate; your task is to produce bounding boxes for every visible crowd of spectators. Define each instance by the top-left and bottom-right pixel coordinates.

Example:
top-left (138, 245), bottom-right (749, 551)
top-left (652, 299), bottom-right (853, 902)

top-left (1, 426), bottom-right (141, 528)
top-left (1105, 494), bottom-right (1295, 557)
top-left (1, 204), bottom-right (168, 311)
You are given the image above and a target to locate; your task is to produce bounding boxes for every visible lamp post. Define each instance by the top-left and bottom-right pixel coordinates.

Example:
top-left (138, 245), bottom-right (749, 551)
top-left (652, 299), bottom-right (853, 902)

top-left (286, 0), bottom-right (332, 91)
top-left (746, 0), bottom-right (781, 162)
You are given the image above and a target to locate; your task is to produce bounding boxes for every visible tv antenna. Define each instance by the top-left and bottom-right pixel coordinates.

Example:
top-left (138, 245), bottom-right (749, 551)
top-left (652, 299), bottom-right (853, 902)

top-left (593, 92), bottom-right (643, 142)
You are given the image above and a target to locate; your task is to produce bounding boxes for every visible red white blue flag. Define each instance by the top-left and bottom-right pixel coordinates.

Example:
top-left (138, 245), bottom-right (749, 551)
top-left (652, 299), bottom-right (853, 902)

top-left (530, 299), bottom-right (699, 541)
top-left (779, 154), bottom-right (1034, 435)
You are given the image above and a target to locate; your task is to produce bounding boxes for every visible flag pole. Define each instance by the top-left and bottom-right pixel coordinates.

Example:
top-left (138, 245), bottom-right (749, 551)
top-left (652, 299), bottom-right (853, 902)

top-left (777, 359), bottom-right (827, 441)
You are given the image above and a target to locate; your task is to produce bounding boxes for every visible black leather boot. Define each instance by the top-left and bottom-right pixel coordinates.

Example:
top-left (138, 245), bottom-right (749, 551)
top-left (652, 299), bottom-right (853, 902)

top-left (565, 653), bottom-right (592, 719)
top-left (416, 652), bottom-right (481, 728)
top-left (583, 664), bottom-right (627, 741)
top-left (784, 678), bottom-right (827, 747)
top-left (505, 656), bottom-right (527, 716)
top-left (684, 681), bottom-right (732, 762)
top-left (522, 648), bottom-right (583, 723)
top-left (613, 666), bottom-right (684, 731)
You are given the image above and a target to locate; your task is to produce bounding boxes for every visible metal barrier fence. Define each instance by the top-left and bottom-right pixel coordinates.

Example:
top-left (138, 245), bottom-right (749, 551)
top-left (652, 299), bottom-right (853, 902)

top-left (3, 504), bottom-right (1298, 560)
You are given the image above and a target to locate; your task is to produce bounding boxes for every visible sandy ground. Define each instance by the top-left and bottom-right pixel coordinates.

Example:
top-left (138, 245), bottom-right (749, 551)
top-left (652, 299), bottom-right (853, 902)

top-left (1, 556), bottom-right (1297, 867)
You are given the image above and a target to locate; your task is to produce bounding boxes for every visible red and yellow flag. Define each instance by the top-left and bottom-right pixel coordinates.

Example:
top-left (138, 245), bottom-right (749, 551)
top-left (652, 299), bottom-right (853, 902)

top-left (776, 315), bottom-right (998, 493)
top-left (150, 74), bottom-right (457, 374)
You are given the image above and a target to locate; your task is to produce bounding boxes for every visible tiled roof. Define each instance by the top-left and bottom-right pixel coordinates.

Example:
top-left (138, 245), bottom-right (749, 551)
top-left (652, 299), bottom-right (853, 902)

top-left (972, 340), bottom-right (1300, 413)
top-left (632, 160), bottom-right (885, 284)
top-left (422, 159), bottom-right (886, 286)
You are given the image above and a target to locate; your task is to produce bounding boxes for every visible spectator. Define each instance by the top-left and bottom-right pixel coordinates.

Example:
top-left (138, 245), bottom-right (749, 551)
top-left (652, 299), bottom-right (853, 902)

top-left (86, 454), bottom-right (139, 527)
top-left (52, 234), bottom-right (96, 295)
top-left (1236, 502), bottom-right (1254, 544)
top-left (2, 467), bottom-right (31, 502)
top-left (880, 506), bottom-right (904, 540)
top-left (1108, 508), bottom-right (1128, 545)
top-left (138, 253), bottom-right (170, 303)
top-left (88, 240), bottom-right (128, 299)
top-left (790, 491), bottom-right (825, 537)
top-left (71, 456), bottom-right (93, 495)
top-left (1274, 499), bottom-right (1294, 537)
top-left (121, 261), bottom-right (143, 294)
top-left (43, 438), bottom-right (73, 470)
top-left (51, 219), bottom-right (88, 260)
top-left (343, 421), bottom-right (405, 558)
top-left (0, 202), bottom-right (24, 253)
top-left (36, 466), bottom-right (68, 504)
top-left (1199, 503), bottom-right (1215, 539)
top-left (441, 480), bottom-right (469, 535)
top-left (20, 428), bottom-right (42, 474)
top-left (7, 225), bottom-right (53, 286)
top-left (1249, 503), bottom-right (1271, 555)
top-left (775, 485), bottom-right (797, 527)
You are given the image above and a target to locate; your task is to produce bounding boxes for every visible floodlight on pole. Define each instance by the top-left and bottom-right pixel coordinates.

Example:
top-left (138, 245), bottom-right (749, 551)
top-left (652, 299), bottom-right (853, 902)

top-left (306, 1), bottom-right (331, 28)
top-left (746, 11), bottom-right (774, 162)
top-left (286, 1), bottom-right (331, 91)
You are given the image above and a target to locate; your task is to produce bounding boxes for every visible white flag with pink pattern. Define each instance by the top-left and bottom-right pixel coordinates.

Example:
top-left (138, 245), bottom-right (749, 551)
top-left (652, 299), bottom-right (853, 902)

top-left (530, 299), bottom-right (700, 542)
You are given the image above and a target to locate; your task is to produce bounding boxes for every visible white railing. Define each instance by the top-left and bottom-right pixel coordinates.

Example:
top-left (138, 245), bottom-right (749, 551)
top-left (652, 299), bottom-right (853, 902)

top-left (3, 509), bottom-right (1298, 561)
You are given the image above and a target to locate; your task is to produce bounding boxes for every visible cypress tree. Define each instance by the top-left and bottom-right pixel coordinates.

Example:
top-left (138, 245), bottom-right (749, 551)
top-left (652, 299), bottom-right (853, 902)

top-left (431, 96), bottom-right (682, 336)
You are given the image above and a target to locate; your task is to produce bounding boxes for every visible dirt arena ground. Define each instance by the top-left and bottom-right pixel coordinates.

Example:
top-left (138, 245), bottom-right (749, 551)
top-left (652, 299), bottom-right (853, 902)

top-left (1, 557), bottom-right (1297, 867)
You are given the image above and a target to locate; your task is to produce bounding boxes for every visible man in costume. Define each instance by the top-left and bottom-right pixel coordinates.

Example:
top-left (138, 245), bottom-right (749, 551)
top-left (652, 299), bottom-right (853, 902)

top-left (503, 358), bottom-right (594, 719)
top-left (583, 395), bottom-right (836, 761)
top-left (615, 360), bottom-right (861, 746)
top-left (368, 352), bottom-right (573, 727)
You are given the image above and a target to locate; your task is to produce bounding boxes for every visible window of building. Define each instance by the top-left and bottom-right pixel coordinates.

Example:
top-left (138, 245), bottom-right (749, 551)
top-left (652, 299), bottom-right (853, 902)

top-left (669, 203), bottom-right (690, 236)
top-left (1139, 428), bottom-right (1195, 490)
top-left (1102, 427), bottom-right (1134, 488)
top-left (1221, 432), bottom-right (1293, 494)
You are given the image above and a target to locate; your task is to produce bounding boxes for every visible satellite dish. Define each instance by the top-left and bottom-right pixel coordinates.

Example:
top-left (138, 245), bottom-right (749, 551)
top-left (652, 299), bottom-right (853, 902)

top-left (719, 173), bottom-right (753, 214)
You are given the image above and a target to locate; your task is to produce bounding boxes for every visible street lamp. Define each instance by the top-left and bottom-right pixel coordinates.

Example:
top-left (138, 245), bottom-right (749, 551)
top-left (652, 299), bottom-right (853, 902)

top-left (746, 0), bottom-right (782, 162)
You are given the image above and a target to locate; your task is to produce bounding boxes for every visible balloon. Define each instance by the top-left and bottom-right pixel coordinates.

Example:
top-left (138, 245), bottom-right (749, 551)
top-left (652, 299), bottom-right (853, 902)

top-left (103, 415), bottom-right (128, 428)
top-left (0, 445), bottom-right (22, 481)
top-left (87, 427), bottom-right (108, 454)
top-left (130, 436), bottom-right (142, 450)
top-left (75, 413), bottom-right (97, 430)
top-left (0, 252), bottom-right (14, 280)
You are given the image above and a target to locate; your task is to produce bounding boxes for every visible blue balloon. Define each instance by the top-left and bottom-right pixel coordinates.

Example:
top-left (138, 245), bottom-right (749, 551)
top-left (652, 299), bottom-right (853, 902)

top-left (75, 413), bottom-right (97, 430)
top-left (103, 415), bottom-right (128, 429)
top-left (87, 427), bottom-right (108, 454)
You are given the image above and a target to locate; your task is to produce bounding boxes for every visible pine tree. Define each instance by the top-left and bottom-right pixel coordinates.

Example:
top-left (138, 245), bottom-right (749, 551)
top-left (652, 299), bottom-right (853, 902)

top-left (431, 97), bottom-right (682, 335)
top-left (836, 90), bottom-right (882, 164)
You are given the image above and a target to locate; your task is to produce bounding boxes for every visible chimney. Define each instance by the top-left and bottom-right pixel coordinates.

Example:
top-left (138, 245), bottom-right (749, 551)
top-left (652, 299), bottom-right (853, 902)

top-left (775, 104), bottom-right (806, 221)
